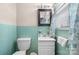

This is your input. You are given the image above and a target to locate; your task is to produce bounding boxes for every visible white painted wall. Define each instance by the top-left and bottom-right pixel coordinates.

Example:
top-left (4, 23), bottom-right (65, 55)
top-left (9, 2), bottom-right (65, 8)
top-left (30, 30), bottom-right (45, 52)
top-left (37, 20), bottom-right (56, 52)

top-left (0, 3), bottom-right (16, 25)
top-left (17, 3), bottom-right (38, 26)
top-left (55, 4), bottom-right (69, 28)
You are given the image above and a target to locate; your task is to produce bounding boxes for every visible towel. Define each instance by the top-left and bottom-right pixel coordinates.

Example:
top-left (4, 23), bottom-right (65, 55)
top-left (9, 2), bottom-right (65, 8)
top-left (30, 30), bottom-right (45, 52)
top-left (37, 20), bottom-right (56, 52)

top-left (57, 36), bottom-right (68, 47)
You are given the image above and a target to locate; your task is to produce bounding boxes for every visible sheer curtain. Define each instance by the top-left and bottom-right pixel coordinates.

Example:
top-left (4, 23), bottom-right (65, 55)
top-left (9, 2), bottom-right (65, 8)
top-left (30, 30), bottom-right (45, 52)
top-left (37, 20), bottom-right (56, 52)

top-left (69, 3), bottom-right (79, 55)
top-left (51, 3), bottom-right (79, 55)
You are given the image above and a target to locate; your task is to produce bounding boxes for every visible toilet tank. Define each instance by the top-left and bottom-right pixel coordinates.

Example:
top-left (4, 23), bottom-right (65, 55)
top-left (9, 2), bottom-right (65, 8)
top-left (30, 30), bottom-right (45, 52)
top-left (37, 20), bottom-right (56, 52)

top-left (17, 38), bottom-right (31, 51)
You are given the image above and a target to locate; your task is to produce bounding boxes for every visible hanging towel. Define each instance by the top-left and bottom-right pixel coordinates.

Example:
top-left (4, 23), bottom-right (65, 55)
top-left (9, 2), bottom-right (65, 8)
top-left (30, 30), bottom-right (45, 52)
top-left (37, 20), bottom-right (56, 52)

top-left (57, 36), bottom-right (68, 47)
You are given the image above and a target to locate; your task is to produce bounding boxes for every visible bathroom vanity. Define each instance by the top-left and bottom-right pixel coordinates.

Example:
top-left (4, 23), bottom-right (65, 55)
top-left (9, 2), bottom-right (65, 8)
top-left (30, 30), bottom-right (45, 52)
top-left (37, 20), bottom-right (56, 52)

top-left (38, 37), bottom-right (55, 55)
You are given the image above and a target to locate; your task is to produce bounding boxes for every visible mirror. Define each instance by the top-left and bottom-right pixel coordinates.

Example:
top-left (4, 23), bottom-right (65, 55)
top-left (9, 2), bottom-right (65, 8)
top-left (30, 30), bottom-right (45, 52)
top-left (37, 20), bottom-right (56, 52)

top-left (38, 9), bottom-right (52, 26)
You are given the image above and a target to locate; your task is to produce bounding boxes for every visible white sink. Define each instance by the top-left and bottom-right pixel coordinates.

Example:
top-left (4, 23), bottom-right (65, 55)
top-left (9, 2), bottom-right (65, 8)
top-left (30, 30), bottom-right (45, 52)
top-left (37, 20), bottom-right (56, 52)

top-left (38, 37), bottom-right (55, 41)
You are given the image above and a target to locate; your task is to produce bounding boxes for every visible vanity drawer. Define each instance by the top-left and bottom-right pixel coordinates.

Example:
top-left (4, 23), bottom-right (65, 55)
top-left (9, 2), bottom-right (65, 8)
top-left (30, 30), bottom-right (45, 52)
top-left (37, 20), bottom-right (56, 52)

top-left (38, 44), bottom-right (55, 46)
top-left (38, 46), bottom-right (55, 49)
top-left (38, 49), bottom-right (55, 55)
top-left (38, 41), bottom-right (55, 45)
top-left (38, 43), bottom-right (55, 46)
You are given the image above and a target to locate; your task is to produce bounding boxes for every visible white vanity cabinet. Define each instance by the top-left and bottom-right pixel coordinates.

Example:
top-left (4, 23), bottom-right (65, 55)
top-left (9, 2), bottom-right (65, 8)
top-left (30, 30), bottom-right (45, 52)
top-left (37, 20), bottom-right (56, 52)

top-left (38, 37), bottom-right (55, 55)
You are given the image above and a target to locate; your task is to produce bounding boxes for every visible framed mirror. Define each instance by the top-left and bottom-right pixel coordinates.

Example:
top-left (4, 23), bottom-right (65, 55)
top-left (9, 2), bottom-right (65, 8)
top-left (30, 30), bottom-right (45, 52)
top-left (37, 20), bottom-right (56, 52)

top-left (38, 9), bottom-right (52, 26)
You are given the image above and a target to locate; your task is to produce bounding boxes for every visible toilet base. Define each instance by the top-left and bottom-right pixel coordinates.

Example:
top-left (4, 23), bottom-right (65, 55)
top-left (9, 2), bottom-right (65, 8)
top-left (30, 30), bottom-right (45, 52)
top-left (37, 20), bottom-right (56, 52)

top-left (13, 51), bottom-right (37, 55)
top-left (13, 51), bottom-right (26, 55)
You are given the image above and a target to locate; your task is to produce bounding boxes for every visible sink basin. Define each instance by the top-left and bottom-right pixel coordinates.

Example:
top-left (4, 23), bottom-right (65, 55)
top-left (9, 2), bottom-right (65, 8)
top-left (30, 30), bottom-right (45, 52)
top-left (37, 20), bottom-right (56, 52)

top-left (38, 37), bottom-right (55, 41)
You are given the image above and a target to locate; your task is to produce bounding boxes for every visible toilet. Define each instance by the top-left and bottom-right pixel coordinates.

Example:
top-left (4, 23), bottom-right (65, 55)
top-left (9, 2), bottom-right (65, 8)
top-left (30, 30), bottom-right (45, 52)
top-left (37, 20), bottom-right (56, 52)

top-left (13, 38), bottom-right (37, 55)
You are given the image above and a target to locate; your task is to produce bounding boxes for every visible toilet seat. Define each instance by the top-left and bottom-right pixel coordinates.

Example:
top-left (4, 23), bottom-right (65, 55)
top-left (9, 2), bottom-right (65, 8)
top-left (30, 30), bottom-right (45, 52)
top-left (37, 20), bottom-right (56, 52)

top-left (13, 51), bottom-right (37, 55)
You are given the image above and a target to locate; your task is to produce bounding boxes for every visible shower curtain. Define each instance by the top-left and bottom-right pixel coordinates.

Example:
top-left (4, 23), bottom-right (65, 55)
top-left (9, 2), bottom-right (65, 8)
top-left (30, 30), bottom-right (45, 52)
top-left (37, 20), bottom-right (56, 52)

top-left (51, 3), bottom-right (79, 55)
top-left (69, 3), bottom-right (79, 55)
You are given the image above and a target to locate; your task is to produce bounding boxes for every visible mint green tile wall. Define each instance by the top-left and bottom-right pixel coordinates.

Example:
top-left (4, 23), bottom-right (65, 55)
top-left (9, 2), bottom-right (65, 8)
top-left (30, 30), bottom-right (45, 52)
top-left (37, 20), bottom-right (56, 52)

top-left (55, 28), bottom-right (69, 55)
top-left (0, 24), bottom-right (17, 55)
top-left (56, 29), bottom-right (69, 38)
top-left (17, 26), bottom-right (50, 54)
top-left (38, 26), bottom-right (50, 35)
